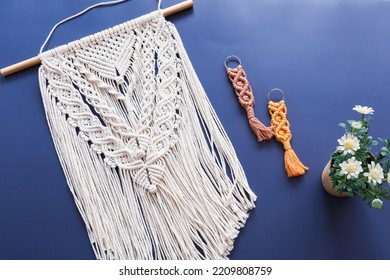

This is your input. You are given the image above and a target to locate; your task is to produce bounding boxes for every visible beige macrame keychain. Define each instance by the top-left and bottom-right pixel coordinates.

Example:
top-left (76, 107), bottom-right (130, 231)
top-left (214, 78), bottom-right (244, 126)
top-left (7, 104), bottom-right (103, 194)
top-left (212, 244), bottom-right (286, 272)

top-left (225, 55), bottom-right (274, 142)
top-left (268, 88), bottom-right (308, 177)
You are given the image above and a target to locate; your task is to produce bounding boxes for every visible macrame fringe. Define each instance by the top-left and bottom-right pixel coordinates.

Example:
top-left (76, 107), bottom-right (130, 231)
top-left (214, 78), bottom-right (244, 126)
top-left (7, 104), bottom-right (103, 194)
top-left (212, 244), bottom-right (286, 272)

top-left (38, 12), bottom-right (256, 260)
top-left (247, 108), bottom-right (275, 142)
top-left (283, 142), bottom-right (309, 177)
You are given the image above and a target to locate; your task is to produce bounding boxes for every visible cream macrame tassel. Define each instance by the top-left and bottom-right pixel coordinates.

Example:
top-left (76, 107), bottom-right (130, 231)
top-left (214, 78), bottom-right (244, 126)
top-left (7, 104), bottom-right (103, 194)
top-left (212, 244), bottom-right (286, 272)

top-left (38, 11), bottom-right (256, 260)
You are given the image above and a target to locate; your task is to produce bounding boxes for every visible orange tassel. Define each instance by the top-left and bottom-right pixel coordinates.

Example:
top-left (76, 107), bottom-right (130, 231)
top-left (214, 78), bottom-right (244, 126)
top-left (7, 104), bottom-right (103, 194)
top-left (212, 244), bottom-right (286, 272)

top-left (268, 99), bottom-right (308, 177)
top-left (226, 63), bottom-right (273, 142)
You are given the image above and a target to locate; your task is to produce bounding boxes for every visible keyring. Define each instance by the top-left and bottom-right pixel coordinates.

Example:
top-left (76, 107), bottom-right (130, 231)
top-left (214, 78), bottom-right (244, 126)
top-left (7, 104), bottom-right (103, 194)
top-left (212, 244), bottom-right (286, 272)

top-left (267, 88), bottom-right (285, 102)
top-left (224, 55), bottom-right (241, 70)
top-left (225, 55), bottom-right (274, 141)
top-left (267, 87), bottom-right (308, 177)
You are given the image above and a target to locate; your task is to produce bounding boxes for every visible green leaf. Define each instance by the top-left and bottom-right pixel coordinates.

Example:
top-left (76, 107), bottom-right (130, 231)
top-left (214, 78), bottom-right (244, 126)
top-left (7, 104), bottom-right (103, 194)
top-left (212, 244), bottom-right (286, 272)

top-left (338, 122), bottom-right (349, 133)
top-left (354, 148), bottom-right (369, 162)
top-left (363, 193), bottom-right (372, 201)
top-left (379, 138), bottom-right (390, 147)
top-left (382, 161), bottom-right (390, 174)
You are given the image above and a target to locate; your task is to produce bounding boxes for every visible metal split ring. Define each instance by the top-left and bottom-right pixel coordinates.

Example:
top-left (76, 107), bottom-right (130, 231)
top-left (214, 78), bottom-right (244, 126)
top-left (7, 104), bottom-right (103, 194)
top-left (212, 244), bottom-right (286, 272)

top-left (268, 88), bottom-right (285, 102)
top-left (224, 55), bottom-right (241, 69)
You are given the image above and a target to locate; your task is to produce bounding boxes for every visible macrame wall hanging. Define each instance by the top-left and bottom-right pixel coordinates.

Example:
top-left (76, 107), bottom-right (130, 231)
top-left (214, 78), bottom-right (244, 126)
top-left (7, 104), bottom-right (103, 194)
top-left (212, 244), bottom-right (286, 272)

top-left (2, 1), bottom-right (257, 260)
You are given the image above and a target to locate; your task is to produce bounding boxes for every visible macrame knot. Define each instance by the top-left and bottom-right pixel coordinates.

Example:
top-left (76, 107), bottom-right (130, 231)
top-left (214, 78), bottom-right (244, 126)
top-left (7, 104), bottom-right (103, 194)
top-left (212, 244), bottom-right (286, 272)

top-left (283, 141), bottom-right (292, 151)
top-left (116, 76), bottom-right (126, 86)
top-left (238, 91), bottom-right (254, 108)
top-left (246, 107), bottom-right (255, 120)
top-left (268, 100), bottom-right (308, 177)
top-left (226, 65), bottom-right (273, 142)
top-left (134, 149), bottom-right (145, 159)
top-left (146, 184), bottom-right (157, 193)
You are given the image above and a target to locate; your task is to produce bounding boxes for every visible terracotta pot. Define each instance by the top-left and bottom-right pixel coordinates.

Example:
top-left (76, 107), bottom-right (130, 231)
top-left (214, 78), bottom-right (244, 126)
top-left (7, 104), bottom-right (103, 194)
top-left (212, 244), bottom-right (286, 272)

top-left (321, 159), bottom-right (350, 197)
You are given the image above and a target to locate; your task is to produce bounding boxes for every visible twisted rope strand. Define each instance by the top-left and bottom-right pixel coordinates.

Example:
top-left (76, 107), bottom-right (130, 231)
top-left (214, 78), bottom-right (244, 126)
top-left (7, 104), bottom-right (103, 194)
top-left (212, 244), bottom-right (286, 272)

top-left (268, 100), bottom-right (308, 177)
top-left (226, 66), bottom-right (273, 142)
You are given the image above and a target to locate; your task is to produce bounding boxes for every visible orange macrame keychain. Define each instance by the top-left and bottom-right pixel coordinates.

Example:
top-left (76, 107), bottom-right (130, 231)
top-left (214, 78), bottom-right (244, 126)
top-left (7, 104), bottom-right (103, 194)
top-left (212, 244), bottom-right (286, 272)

top-left (225, 55), bottom-right (274, 142)
top-left (267, 88), bottom-right (308, 177)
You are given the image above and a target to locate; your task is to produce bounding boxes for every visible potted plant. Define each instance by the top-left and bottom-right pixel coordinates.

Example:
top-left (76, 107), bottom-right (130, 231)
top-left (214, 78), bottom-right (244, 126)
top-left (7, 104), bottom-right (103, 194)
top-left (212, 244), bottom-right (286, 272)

top-left (321, 105), bottom-right (390, 209)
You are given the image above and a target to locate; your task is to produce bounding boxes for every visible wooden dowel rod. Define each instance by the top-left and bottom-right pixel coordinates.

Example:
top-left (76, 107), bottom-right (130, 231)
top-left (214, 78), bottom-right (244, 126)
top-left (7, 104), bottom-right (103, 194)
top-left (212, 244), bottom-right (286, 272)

top-left (1, 56), bottom-right (42, 77)
top-left (0, 0), bottom-right (193, 77)
top-left (163, 0), bottom-right (193, 17)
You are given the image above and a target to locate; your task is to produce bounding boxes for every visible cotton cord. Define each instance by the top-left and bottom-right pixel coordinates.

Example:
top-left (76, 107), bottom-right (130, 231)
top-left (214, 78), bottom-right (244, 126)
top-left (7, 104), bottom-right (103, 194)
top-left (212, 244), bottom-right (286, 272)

top-left (226, 62), bottom-right (274, 142)
top-left (268, 95), bottom-right (308, 177)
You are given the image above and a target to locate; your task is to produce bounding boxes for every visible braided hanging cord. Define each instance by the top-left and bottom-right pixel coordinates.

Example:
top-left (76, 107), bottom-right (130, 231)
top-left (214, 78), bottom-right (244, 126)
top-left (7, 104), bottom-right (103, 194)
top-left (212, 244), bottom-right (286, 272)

top-left (268, 92), bottom-right (308, 177)
top-left (226, 60), bottom-right (274, 142)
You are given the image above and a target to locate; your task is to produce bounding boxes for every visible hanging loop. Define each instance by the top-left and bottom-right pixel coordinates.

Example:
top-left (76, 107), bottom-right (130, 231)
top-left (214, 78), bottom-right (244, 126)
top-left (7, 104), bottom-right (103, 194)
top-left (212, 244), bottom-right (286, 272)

top-left (39, 0), bottom-right (131, 54)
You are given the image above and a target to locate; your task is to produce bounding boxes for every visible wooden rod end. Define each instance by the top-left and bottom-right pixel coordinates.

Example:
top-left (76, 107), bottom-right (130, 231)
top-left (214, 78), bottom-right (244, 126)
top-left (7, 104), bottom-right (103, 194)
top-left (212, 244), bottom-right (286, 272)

top-left (163, 0), bottom-right (193, 17)
top-left (1, 56), bottom-right (41, 77)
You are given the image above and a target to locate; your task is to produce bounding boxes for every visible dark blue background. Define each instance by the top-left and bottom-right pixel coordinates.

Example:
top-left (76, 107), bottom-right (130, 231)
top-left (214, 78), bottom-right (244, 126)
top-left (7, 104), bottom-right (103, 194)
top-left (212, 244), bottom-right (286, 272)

top-left (1, 0), bottom-right (390, 260)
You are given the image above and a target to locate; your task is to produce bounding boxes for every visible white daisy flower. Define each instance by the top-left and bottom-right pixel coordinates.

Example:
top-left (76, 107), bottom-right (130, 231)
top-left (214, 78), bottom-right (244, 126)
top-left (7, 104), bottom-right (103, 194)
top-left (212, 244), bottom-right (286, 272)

top-left (371, 198), bottom-right (383, 209)
top-left (339, 157), bottom-right (363, 179)
top-left (387, 172), bottom-right (390, 185)
top-left (363, 162), bottom-right (384, 185)
top-left (350, 121), bottom-right (362, 129)
top-left (353, 105), bottom-right (374, 115)
top-left (336, 134), bottom-right (360, 155)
